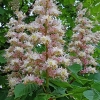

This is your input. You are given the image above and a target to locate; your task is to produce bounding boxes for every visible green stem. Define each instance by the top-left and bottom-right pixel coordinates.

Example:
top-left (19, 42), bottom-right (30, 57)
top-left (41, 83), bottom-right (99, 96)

top-left (42, 85), bottom-right (47, 93)
top-left (46, 69), bottom-right (49, 90)
top-left (52, 93), bottom-right (73, 99)
top-left (45, 21), bottom-right (49, 91)
top-left (45, 0), bottom-right (50, 92)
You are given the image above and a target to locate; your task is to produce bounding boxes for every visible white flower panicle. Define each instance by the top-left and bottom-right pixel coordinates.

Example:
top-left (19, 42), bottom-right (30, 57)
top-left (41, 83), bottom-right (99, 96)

top-left (68, 3), bottom-right (100, 74)
top-left (5, 11), bottom-right (35, 96)
top-left (5, 0), bottom-right (69, 96)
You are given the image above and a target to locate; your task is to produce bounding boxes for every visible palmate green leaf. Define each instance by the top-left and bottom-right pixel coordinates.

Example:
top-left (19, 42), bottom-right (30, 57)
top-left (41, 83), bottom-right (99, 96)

top-left (22, 5), bottom-right (29, 13)
top-left (0, 89), bottom-right (8, 100)
top-left (34, 93), bottom-right (51, 100)
top-left (5, 96), bottom-right (14, 100)
top-left (14, 83), bottom-right (38, 99)
top-left (69, 0), bottom-right (75, 4)
top-left (0, 51), bottom-right (6, 63)
top-left (0, 76), bottom-right (7, 85)
top-left (92, 82), bottom-right (100, 92)
top-left (68, 86), bottom-right (87, 100)
top-left (63, 0), bottom-right (75, 5)
top-left (0, 36), bottom-right (7, 43)
top-left (73, 93), bottom-right (84, 100)
top-left (50, 78), bottom-right (72, 88)
top-left (0, 50), bottom-right (7, 63)
top-left (0, 55), bottom-right (7, 63)
top-left (69, 86), bottom-right (87, 94)
top-left (71, 75), bottom-right (93, 86)
top-left (88, 73), bottom-right (100, 81)
top-left (0, 56), bottom-right (6, 64)
top-left (0, 7), bottom-right (5, 15)
top-left (90, 3), bottom-right (100, 15)
top-left (92, 25), bottom-right (100, 33)
top-left (78, 76), bottom-right (93, 85)
top-left (14, 92), bottom-right (36, 100)
top-left (83, 89), bottom-right (100, 100)
top-left (70, 73), bottom-right (83, 85)
top-left (52, 87), bottom-right (66, 96)
top-left (83, 0), bottom-right (93, 8)
top-left (68, 64), bottom-right (82, 74)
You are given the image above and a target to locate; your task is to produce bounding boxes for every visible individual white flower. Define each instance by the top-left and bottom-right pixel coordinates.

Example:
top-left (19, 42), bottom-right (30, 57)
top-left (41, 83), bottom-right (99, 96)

top-left (56, 68), bottom-right (69, 79)
top-left (86, 45), bottom-right (95, 54)
top-left (69, 41), bottom-right (75, 46)
top-left (23, 75), bottom-right (29, 84)
top-left (89, 59), bottom-right (97, 66)
top-left (8, 37), bottom-right (18, 44)
top-left (11, 58), bottom-right (20, 65)
top-left (40, 15), bottom-right (52, 24)
top-left (40, 36), bottom-right (51, 44)
top-left (85, 24), bottom-right (93, 28)
top-left (30, 32), bottom-right (42, 42)
top-left (23, 74), bottom-right (35, 84)
top-left (24, 42), bottom-right (33, 48)
top-left (32, 53), bottom-right (40, 60)
top-left (86, 66), bottom-right (97, 74)
top-left (19, 33), bottom-right (29, 39)
top-left (46, 59), bottom-right (58, 69)
top-left (73, 58), bottom-right (82, 65)
top-left (53, 47), bottom-right (63, 56)
top-left (15, 24), bottom-right (25, 32)
top-left (32, 6), bottom-right (44, 14)
top-left (48, 7), bottom-right (61, 16)
top-left (74, 41), bottom-right (82, 46)
top-left (23, 60), bottom-right (29, 67)
top-left (60, 69), bottom-right (69, 78)
top-left (30, 22), bottom-right (40, 30)
top-left (83, 36), bottom-right (91, 42)
top-left (72, 34), bottom-right (79, 38)
top-left (26, 66), bottom-right (33, 72)
top-left (9, 77), bottom-right (20, 87)
top-left (52, 25), bottom-right (64, 35)
top-left (73, 25), bottom-right (80, 32)
top-left (7, 18), bottom-right (17, 27)
top-left (58, 38), bottom-right (65, 44)
top-left (89, 67), bottom-right (97, 73)
top-left (78, 51), bottom-right (86, 57)
top-left (77, 8), bottom-right (87, 17)
top-left (28, 53), bottom-right (34, 60)
top-left (14, 47), bottom-right (24, 53)
top-left (34, 0), bottom-right (42, 5)
top-left (5, 32), bottom-right (15, 37)
top-left (4, 51), bottom-right (12, 58)
top-left (63, 58), bottom-right (70, 66)
top-left (78, 29), bottom-right (85, 34)
top-left (15, 11), bottom-right (26, 19)
top-left (68, 46), bottom-right (76, 52)
top-left (4, 66), bottom-right (11, 72)
top-left (77, 2), bottom-right (83, 10)
top-left (31, 34), bottom-right (39, 41)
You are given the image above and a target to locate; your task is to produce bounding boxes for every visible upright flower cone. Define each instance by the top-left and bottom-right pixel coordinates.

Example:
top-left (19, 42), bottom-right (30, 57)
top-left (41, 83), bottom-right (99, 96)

top-left (68, 3), bottom-right (100, 74)
top-left (4, 11), bottom-right (34, 96)
top-left (26, 0), bottom-right (69, 81)
top-left (5, 0), bottom-right (69, 96)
